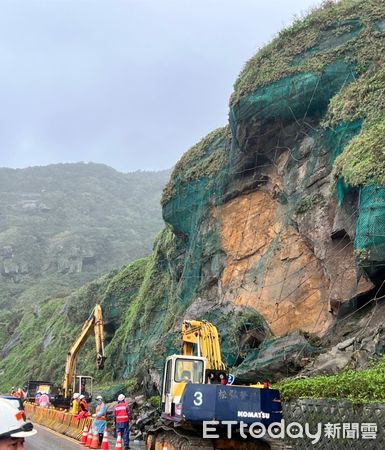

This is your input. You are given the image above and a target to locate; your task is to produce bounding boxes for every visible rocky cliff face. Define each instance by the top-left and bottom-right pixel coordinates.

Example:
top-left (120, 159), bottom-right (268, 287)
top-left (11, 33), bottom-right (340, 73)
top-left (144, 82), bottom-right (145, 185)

top-left (2, 0), bottom-right (385, 392)
top-left (157, 0), bottom-right (385, 343)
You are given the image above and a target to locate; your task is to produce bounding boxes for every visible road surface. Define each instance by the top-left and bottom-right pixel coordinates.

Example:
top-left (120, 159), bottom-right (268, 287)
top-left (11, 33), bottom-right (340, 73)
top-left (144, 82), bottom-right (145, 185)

top-left (25, 424), bottom-right (145, 449)
top-left (25, 424), bottom-right (84, 450)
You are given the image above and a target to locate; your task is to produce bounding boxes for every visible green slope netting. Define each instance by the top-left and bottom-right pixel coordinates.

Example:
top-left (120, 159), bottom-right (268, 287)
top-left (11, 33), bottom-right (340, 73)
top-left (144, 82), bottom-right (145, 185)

top-left (323, 119), bottom-right (362, 204)
top-left (162, 130), bottom-right (230, 305)
top-left (230, 61), bottom-right (355, 127)
top-left (355, 185), bottom-right (385, 266)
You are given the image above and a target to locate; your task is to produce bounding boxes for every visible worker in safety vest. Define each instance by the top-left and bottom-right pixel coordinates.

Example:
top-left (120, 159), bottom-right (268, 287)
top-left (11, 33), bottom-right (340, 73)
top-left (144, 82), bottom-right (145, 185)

top-left (92, 395), bottom-right (107, 447)
top-left (113, 394), bottom-right (131, 450)
top-left (75, 394), bottom-right (89, 419)
top-left (71, 393), bottom-right (80, 415)
top-left (0, 398), bottom-right (37, 449)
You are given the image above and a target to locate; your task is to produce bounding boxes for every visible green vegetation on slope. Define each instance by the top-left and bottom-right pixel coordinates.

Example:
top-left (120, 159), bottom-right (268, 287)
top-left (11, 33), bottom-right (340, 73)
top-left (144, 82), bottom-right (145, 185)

top-left (232, 0), bottom-right (385, 102)
top-left (277, 356), bottom-right (385, 405)
top-left (0, 226), bottom-right (175, 391)
top-left (333, 117), bottom-right (385, 186)
top-left (104, 226), bottom-right (176, 380)
top-left (162, 126), bottom-right (230, 206)
top-left (0, 272), bottom-right (114, 388)
top-left (231, 0), bottom-right (385, 188)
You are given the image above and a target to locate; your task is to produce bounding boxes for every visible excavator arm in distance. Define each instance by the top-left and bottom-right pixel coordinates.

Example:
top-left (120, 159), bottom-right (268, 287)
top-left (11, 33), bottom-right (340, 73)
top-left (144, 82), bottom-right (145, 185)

top-left (62, 303), bottom-right (106, 399)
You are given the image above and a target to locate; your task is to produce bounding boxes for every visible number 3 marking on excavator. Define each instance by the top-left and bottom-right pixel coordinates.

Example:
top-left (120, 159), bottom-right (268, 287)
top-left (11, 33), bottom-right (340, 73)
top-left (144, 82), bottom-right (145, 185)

top-left (193, 391), bottom-right (203, 406)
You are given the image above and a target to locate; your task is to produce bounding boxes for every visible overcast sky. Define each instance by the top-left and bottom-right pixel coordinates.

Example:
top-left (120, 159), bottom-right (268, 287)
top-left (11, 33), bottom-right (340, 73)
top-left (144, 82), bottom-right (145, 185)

top-left (0, 0), bottom-right (322, 172)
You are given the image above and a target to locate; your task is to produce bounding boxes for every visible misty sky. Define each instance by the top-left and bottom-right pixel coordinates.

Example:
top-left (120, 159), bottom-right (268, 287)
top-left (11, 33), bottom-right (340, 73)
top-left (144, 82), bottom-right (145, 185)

top-left (0, 0), bottom-right (322, 172)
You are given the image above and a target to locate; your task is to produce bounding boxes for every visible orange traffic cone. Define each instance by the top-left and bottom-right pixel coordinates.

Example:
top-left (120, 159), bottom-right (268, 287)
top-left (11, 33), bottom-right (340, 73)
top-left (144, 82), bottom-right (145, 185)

top-left (100, 428), bottom-right (109, 450)
top-left (90, 429), bottom-right (100, 449)
top-left (81, 425), bottom-right (89, 444)
top-left (163, 440), bottom-right (168, 450)
top-left (114, 432), bottom-right (122, 449)
top-left (86, 428), bottom-right (93, 447)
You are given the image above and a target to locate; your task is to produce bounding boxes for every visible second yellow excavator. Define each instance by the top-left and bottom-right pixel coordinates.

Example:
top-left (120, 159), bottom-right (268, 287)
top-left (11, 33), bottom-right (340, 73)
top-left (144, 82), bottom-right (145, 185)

top-left (52, 303), bottom-right (106, 408)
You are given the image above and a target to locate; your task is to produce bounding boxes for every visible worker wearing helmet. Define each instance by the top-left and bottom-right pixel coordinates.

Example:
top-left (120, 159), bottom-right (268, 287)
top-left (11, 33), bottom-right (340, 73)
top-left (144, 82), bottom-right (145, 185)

top-left (92, 395), bottom-right (107, 446)
top-left (0, 398), bottom-right (37, 449)
top-left (75, 395), bottom-right (89, 419)
top-left (113, 394), bottom-right (132, 450)
top-left (71, 393), bottom-right (80, 415)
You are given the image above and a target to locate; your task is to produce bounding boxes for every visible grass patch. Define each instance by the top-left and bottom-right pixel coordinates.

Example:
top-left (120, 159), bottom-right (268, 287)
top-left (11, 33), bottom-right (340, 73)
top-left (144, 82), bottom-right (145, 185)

top-left (161, 127), bottom-right (230, 205)
top-left (333, 117), bottom-right (385, 186)
top-left (276, 356), bottom-right (385, 405)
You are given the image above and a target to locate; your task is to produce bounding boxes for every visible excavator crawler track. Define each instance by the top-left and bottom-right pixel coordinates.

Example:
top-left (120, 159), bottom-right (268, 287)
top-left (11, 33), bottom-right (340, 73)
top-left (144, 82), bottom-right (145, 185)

top-left (146, 426), bottom-right (292, 450)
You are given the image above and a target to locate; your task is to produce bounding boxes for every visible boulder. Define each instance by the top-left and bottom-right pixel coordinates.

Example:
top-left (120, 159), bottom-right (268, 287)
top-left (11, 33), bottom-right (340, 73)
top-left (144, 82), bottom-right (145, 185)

top-left (234, 331), bottom-right (317, 382)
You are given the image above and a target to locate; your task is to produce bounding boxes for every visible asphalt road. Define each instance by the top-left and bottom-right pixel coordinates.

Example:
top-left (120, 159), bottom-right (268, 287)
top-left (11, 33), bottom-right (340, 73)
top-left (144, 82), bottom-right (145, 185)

top-left (25, 424), bottom-right (145, 449)
top-left (25, 424), bottom-right (84, 450)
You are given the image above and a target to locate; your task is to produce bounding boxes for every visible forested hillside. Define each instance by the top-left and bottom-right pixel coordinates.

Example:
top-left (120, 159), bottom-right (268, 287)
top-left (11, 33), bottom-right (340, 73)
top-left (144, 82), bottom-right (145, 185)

top-left (0, 162), bottom-right (169, 356)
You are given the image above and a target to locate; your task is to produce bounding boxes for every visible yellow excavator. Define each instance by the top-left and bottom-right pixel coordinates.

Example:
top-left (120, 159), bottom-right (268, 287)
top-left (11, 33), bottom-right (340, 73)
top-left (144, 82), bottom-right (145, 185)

top-left (146, 320), bottom-right (282, 450)
top-left (52, 303), bottom-right (106, 408)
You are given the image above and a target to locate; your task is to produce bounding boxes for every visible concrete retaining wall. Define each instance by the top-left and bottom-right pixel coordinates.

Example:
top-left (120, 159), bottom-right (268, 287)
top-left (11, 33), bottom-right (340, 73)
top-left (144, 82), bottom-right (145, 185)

top-left (282, 399), bottom-right (385, 449)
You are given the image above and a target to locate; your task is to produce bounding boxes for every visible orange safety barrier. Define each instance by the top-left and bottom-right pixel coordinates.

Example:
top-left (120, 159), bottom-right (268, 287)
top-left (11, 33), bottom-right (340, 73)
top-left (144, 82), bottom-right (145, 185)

top-left (55, 412), bottom-right (67, 434)
top-left (46, 409), bottom-right (57, 428)
top-left (25, 403), bottom-right (91, 442)
top-left (76, 418), bottom-right (92, 441)
top-left (65, 415), bottom-right (81, 439)
top-left (60, 412), bottom-right (73, 435)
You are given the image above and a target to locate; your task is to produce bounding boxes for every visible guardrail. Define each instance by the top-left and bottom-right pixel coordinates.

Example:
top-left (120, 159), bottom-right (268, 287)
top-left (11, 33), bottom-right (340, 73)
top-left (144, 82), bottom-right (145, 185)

top-left (24, 403), bottom-right (93, 441)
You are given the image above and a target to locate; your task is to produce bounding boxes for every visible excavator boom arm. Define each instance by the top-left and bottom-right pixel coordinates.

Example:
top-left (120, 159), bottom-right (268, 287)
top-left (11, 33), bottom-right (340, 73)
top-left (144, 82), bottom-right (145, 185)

top-left (181, 320), bottom-right (226, 371)
top-left (63, 304), bottom-right (106, 398)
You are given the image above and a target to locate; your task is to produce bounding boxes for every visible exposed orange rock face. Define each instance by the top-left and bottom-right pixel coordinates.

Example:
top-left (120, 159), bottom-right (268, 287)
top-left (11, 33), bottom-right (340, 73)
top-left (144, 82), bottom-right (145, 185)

top-left (219, 191), bottom-right (334, 336)
top-left (220, 191), bottom-right (281, 286)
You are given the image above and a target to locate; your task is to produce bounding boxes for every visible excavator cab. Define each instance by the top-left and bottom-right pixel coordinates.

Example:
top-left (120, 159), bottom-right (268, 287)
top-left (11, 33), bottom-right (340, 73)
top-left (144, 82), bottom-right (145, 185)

top-left (73, 375), bottom-right (93, 402)
top-left (161, 355), bottom-right (205, 418)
